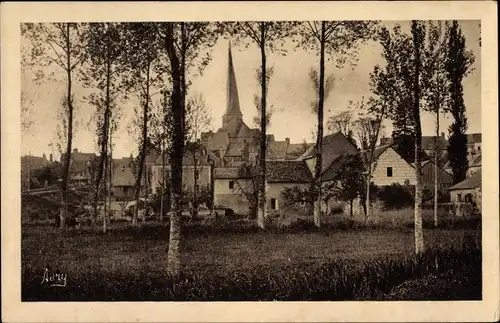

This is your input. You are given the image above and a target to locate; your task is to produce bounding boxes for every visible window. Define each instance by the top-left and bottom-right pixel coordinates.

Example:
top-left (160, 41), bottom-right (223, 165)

top-left (271, 198), bottom-right (278, 210)
top-left (457, 194), bottom-right (462, 202)
top-left (478, 145), bottom-right (481, 151)
top-left (229, 181), bottom-right (234, 189)
top-left (387, 167), bottom-right (393, 177)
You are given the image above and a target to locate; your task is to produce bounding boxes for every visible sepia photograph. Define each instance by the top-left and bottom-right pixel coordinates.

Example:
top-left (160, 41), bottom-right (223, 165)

top-left (2, 1), bottom-right (499, 322)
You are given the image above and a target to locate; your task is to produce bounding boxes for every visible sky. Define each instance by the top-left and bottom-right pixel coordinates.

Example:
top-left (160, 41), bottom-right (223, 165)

top-left (21, 20), bottom-right (481, 159)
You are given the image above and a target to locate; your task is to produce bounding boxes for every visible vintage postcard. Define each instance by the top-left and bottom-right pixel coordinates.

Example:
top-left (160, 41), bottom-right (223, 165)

top-left (1, 1), bottom-right (499, 322)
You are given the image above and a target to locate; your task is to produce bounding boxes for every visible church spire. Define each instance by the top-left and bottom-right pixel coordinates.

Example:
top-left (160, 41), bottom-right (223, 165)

top-left (225, 42), bottom-right (242, 117)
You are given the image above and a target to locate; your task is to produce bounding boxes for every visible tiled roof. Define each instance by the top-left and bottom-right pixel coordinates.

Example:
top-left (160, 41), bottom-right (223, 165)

top-left (62, 152), bottom-right (97, 174)
top-left (225, 141), bottom-right (245, 157)
top-left (207, 131), bottom-right (230, 151)
top-left (421, 135), bottom-right (448, 150)
top-left (266, 140), bottom-right (289, 160)
top-left (113, 157), bottom-right (133, 168)
top-left (448, 170), bottom-right (481, 191)
top-left (113, 165), bottom-right (135, 187)
top-left (214, 167), bottom-right (252, 179)
top-left (319, 132), bottom-right (359, 173)
top-left (21, 155), bottom-right (50, 171)
top-left (360, 144), bottom-right (392, 161)
top-left (285, 143), bottom-right (313, 160)
top-left (266, 160), bottom-right (312, 183)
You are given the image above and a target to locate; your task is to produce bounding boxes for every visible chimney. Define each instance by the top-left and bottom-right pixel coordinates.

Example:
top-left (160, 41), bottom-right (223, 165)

top-left (49, 153), bottom-right (53, 163)
top-left (441, 132), bottom-right (445, 138)
top-left (42, 153), bottom-right (47, 160)
top-left (73, 148), bottom-right (78, 154)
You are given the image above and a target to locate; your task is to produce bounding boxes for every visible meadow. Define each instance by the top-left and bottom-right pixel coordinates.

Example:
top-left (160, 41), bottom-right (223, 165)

top-left (21, 212), bottom-right (482, 301)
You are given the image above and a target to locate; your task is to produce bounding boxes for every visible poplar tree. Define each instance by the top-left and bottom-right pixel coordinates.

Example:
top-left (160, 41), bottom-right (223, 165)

top-left (22, 23), bottom-right (86, 229)
top-left (445, 21), bottom-right (475, 184)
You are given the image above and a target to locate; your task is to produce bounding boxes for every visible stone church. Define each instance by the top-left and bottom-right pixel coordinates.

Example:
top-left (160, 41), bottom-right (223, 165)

top-left (200, 44), bottom-right (312, 167)
top-left (150, 44), bottom-right (314, 206)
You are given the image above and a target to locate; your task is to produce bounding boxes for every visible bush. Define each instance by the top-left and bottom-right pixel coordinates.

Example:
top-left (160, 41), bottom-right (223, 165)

top-left (376, 184), bottom-right (414, 210)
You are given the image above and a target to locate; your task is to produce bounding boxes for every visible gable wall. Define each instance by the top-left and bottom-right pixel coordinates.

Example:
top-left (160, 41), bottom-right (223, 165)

top-left (371, 148), bottom-right (417, 186)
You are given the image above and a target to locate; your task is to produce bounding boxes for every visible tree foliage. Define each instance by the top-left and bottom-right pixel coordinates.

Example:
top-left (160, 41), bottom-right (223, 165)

top-left (445, 21), bottom-right (475, 184)
top-left (328, 154), bottom-right (366, 217)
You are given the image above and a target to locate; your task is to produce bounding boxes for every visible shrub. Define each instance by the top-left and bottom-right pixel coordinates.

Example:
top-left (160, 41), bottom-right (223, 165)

top-left (376, 184), bottom-right (414, 210)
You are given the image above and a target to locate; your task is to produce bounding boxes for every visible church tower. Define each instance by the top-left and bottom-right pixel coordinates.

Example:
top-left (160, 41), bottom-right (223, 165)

top-left (222, 43), bottom-right (244, 136)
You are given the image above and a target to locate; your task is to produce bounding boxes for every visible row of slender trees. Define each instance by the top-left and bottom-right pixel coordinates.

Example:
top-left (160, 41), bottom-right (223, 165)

top-left (22, 20), bottom-right (475, 274)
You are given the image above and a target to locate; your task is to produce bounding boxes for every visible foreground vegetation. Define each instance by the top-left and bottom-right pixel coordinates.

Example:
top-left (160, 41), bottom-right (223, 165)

top-left (22, 218), bottom-right (481, 301)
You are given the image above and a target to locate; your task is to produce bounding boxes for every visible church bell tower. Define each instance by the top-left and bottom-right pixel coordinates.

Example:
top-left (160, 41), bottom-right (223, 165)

top-left (222, 42), bottom-right (244, 136)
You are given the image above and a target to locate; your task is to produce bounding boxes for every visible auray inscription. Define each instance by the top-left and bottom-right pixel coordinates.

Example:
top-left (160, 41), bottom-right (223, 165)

top-left (41, 268), bottom-right (67, 287)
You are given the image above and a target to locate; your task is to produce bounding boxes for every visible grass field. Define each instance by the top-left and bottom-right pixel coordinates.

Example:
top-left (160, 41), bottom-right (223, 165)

top-left (21, 220), bottom-right (481, 301)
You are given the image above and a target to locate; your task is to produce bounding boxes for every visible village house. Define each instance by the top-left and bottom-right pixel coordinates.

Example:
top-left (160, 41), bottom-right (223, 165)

top-left (362, 145), bottom-right (417, 187)
top-left (59, 148), bottom-right (97, 185)
top-left (111, 161), bottom-right (136, 199)
top-left (467, 154), bottom-right (481, 177)
top-left (416, 159), bottom-right (454, 194)
top-left (421, 132), bottom-right (448, 160)
top-left (299, 132), bottom-right (359, 214)
top-left (448, 170), bottom-right (481, 212)
top-left (150, 145), bottom-right (214, 196)
top-left (360, 144), bottom-right (453, 193)
top-left (266, 160), bottom-right (313, 216)
top-left (213, 167), bottom-right (254, 215)
top-left (466, 133), bottom-right (482, 162)
top-left (21, 152), bottom-right (54, 189)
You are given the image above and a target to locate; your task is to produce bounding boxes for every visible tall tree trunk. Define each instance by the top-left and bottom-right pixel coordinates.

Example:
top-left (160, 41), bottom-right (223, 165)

top-left (313, 22), bottom-right (326, 228)
top-left (412, 21), bottom-right (425, 255)
top-left (103, 152), bottom-right (108, 234)
top-left (365, 120), bottom-right (383, 221)
top-left (160, 141), bottom-right (165, 222)
top-left (133, 62), bottom-right (151, 227)
top-left (166, 22), bottom-right (184, 276)
top-left (193, 144), bottom-right (199, 221)
top-left (257, 23), bottom-right (267, 229)
top-left (365, 164), bottom-right (372, 220)
top-left (93, 30), bottom-right (113, 228)
top-left (434, 102), bottom-right (440, 228)
top-left (60, 24), bottom-right (73, 230)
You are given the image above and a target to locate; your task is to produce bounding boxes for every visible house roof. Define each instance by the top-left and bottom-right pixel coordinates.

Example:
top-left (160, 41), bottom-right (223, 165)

top-left (113, 165), bottom-right (136, 187)
top-left (266, 140), bottom-right (289, 160)
top-left (286, 143), bottom-right (313, 160)
top-left (300, 132), bottom-right (359, 174)
top-left (62, 151), bottom-right (97, 174)
top-left (421, 136), bottom-right (448, 150)
top-left (448, 170), bottom-right (481, 191)
top-left (225, 141), bottom-right (245, 157)
top-left (471, 154), bottom-right (482, 166)
top-left (410, 160), bottom-right (432, 168)
top-left (113, 157), bottom-right (133, 168)
top-left (214, 167), bottom-right (252, 179)
top-left (266, 160), bottom-right (312, 183)
top-left (207, 131), bottom-right (230, 151)
top-left (319, 155), bottom-right (348, 182)
top-left (360, 144), bottom-right (392, 161)
top-left (21, 155), bottom-right (50, 171)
